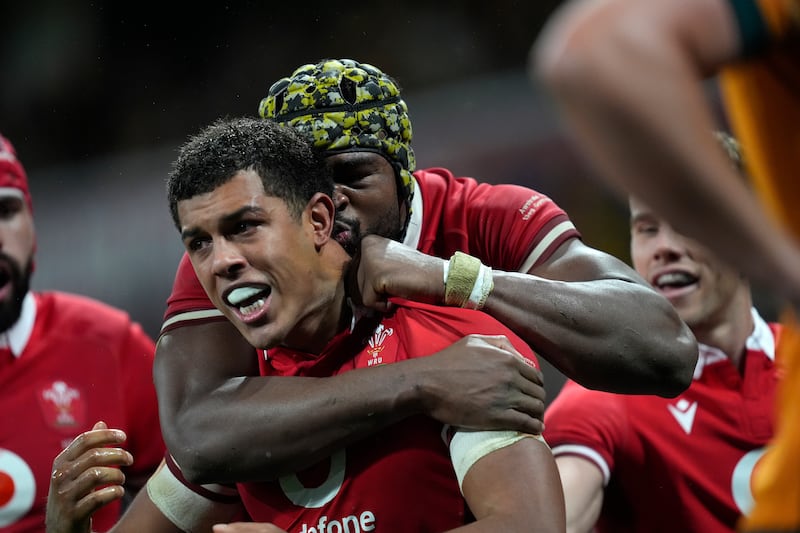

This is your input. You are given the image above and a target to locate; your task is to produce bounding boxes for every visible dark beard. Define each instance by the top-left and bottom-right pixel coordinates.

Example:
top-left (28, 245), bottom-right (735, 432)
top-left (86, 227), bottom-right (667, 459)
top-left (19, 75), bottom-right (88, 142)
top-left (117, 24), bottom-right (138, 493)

top-left (0, 255), bottom-right (32, 333)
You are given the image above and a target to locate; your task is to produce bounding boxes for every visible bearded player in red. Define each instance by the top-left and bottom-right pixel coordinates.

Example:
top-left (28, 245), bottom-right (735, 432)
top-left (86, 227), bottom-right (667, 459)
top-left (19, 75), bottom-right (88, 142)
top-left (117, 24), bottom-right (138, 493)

top-left (0, 133), bottom-right (163, 533)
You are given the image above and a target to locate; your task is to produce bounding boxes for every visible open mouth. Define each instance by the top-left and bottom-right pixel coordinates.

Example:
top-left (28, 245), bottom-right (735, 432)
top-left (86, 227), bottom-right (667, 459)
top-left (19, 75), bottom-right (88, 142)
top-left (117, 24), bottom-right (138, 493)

top-left (653, 271), bottom-right (698, 292)
top-left (225, 285), bottom-right (272, 316)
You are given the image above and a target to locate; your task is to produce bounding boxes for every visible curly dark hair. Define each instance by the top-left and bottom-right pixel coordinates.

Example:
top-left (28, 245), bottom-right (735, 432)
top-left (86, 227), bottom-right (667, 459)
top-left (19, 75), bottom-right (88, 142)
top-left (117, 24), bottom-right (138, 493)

top-left (167, 116), bottom-right (333, 229)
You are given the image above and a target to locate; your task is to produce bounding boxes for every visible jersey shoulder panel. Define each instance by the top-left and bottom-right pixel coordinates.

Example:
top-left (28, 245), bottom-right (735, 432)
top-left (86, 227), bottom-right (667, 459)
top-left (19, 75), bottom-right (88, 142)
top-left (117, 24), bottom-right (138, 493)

top-left (387, 299), bottom-right (539, 367)
top-left (413, 168), bottom-right (579, 271)
top-left (161, 253), bottom-right (224, 334)
top-left (35, 291), bottom-right (152, 351)
top-left (544, 380), bottom-right (631, 470)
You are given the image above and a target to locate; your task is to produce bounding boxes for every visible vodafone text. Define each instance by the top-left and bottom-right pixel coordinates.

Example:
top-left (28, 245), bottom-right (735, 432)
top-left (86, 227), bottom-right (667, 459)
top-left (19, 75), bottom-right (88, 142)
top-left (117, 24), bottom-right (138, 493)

top-left (299, 511), bottom-right (375, 532)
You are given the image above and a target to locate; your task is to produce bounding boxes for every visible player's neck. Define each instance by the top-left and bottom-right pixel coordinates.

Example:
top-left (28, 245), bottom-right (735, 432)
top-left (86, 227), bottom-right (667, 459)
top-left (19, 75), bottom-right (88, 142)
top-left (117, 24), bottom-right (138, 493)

top-left (693, 306), bottom-right (754, 373)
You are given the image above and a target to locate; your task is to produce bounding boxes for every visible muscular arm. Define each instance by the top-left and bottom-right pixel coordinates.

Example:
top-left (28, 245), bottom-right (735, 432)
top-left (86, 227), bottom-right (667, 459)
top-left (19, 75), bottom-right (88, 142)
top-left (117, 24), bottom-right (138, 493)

top-left (354, 236), bottom-right (697, 396)
top-left (156, 323), bottom-right (545, 484)
top-left (555, 455), bottom-right (605, 533)
top-left (487, 238), bottom-right (695, 395)
top-left (452, 436), bottom-right (565, 532)
top-left (534, 0), bottom-right (800, 306)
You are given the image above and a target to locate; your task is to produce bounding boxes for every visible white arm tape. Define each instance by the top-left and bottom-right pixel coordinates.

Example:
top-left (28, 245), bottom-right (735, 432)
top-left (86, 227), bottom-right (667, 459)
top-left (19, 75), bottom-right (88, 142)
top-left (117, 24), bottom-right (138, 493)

top-left (449, 428), bottom-right (546, 492)
top-left (146, 460), bottom-right (242, 533)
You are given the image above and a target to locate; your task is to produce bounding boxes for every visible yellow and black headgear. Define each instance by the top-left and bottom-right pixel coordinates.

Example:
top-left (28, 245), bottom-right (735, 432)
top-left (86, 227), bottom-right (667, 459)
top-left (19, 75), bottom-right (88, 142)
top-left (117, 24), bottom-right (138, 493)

top-left (259, 58), bottom-right (416, 203)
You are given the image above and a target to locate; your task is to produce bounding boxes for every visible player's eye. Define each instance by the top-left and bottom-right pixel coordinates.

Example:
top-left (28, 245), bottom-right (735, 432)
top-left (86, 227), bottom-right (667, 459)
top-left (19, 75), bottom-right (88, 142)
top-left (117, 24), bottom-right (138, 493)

top-left (186, 237), bottom-right (210, 252)
top-left (233, 220), bottom-right (259, 234)
top-left (0, 198), bottom-right (23, 220)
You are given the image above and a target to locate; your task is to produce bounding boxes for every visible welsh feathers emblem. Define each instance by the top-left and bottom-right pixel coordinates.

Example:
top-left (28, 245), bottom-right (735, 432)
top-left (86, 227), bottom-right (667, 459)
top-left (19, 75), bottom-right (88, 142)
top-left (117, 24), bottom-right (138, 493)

top-left (38, 381), bottom-right (86, 430)
top-left (366, 323), bottom-right (394, 366)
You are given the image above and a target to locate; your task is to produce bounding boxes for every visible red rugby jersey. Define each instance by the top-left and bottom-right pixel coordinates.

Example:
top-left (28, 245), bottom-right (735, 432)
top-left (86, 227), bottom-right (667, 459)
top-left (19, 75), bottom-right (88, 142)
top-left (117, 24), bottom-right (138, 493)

top-left (544, 309), bottom-right (780, 533)
top-left (168, 299), bottom-right (539, 531)
top-left (0, 292), bottom-right (163, 532)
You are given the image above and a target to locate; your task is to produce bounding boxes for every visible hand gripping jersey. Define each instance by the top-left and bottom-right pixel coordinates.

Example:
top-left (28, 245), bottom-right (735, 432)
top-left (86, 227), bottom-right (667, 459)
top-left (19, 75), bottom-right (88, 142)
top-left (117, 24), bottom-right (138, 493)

top-left (154, 299), bottom-right (541, 531)
top-left (0, 292), bottom-right (163, 533)
top-left (719, 1), bottom-right (800, 529)
top-left (161, 167), bottom-right (579, 332)
top-left (543, 309), bottom-right (780, 533)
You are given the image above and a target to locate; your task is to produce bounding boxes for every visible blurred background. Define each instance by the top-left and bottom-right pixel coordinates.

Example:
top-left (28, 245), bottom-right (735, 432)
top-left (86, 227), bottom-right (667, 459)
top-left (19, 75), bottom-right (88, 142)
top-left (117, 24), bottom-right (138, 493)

top-left (2, 2), bottom-right (757, 397)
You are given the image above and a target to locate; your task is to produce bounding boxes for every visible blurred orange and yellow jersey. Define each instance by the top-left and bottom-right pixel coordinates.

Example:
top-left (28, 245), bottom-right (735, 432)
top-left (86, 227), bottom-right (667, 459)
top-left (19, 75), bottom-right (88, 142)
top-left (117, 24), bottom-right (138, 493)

top-left (720, 1), bottom-right (800, 530)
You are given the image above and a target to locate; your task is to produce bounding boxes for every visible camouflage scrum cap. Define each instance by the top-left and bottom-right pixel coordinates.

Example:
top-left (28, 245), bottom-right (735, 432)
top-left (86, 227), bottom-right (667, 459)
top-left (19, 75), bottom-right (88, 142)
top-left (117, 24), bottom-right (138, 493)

top-left (258, 58), bottom-right (416, 202)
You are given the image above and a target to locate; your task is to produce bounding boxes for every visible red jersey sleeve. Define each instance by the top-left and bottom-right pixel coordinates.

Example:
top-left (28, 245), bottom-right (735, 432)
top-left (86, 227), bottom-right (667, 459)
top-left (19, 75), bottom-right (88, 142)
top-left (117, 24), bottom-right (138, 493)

top-left (465, 182), bottom-right (579, 273)
top-left (161, 253), bottom-right (225, 334)
top-left (413, 168), bottom-right (580, 272)
top-left (543, 380), bottom-right (630, 485)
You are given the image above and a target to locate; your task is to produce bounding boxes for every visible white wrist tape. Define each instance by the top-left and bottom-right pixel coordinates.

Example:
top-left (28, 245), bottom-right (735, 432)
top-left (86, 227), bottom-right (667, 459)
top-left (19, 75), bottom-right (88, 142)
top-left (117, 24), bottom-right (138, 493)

top-left (448, 428), bottom-right (545, 492)
top-left (464, 263), bottom-right (493, 310)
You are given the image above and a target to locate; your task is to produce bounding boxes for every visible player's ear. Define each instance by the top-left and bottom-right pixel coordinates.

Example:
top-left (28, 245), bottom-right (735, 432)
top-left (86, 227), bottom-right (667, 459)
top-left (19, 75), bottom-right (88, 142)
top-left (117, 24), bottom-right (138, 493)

top-left (307, 192), bottom-right (336, 247)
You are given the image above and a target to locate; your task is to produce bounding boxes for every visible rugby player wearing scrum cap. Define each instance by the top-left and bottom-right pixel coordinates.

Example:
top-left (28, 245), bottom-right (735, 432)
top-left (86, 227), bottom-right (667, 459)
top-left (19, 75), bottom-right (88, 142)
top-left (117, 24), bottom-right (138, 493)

top-left (155, 59), bottom-right (697, 485)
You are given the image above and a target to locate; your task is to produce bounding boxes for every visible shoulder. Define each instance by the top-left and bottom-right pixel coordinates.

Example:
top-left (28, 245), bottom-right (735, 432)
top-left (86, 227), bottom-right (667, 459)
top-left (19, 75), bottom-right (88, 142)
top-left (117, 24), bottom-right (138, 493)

top-left (389, 298), bottom-right (536, 362)
top-left (40, 291), bottom-right (130, 320)
top-left (37, 291), bottom-right (149, 340)
top-left (413, 167), bottom-right (458, 186)
top-left (391, 298), bottom-right (515, 335)
top-left (414, 167), bottom-right (504, 200)
top-left (545, 380), bottom-right (631, 430)
top-left (414, 167), bottom-right (563, 219)
top-left (544, 380), bottom-right (637, 468)
top-left (414, 167), bottom-right (543, 199)
top-left (548, 379), bottom-right (626, 410)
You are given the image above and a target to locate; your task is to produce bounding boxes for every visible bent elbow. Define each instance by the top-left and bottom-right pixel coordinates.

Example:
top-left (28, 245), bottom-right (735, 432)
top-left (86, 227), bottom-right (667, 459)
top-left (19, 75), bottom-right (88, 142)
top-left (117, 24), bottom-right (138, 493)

top-left (163, 417), bottom-right (241, 485)
top-left (657, 329), bottom-right (698, 398)
top-left (163, 433), bottom-right (219, 485)
top-left (170, 444), bottom-right (242, 486)
top-left (168, 449), bottom-right (207, 485)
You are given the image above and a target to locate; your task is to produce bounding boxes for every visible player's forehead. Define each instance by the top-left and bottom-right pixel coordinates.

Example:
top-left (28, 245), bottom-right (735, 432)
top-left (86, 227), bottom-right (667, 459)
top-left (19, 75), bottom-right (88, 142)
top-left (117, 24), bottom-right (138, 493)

top-left (628, 196), bottom-right (662, 224)
top-left (324, 151), bottom-right (393, 174)
top-left (178, 172), bottom-right (275, 232)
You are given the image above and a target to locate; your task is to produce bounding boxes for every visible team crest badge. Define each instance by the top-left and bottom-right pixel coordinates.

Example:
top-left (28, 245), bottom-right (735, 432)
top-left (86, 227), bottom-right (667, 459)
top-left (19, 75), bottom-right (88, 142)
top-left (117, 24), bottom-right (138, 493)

top-left (366, 323), bottom-right (394, 366)
top-left (37, 381), bottom-right (86, 430)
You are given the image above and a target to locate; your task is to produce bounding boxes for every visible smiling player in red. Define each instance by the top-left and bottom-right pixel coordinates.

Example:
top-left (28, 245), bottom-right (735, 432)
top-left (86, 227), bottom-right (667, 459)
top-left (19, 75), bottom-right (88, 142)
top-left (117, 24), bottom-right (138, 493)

top-left (543, 136), bottom-right (781, 533)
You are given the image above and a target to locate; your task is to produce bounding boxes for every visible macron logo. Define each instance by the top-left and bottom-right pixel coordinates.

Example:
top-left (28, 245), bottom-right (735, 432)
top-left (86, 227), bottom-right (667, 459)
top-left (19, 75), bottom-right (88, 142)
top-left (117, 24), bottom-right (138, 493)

top-left (667, 399), bottom-right (698, 434)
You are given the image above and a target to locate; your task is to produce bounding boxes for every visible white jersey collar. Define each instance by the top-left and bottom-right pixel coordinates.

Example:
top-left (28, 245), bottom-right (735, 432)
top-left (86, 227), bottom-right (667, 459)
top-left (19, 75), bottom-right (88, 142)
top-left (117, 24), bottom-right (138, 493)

top-left (402, 176), bottom-right (423, 250)
top-left (694, 307), bottom-right (774, 379)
